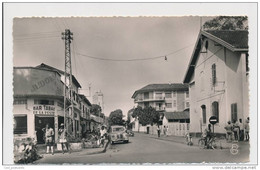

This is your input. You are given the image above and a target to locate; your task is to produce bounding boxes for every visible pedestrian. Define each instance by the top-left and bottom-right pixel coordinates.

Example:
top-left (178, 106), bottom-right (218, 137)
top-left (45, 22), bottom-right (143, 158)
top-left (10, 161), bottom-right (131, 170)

top-left (58, 123), bottom-right (70, 154)
top-left (163, 126), bottom-right (167, 136)
top-left (232, 120), bottom-right (239, 142)
top-left (42, 123), bottom-right (55, 155)
top-left (157, 125), bottom-right (161, 138)
top-left (99, 125), bottom-right (107, 147)
top-left (244, 117), bottom-right (250, 141)
top-left (166, 126), bottom-right (169, 137)
top-left (224, 121), bottom-right (233, 142)
top-left (238, 119), bottom-right (244, 141)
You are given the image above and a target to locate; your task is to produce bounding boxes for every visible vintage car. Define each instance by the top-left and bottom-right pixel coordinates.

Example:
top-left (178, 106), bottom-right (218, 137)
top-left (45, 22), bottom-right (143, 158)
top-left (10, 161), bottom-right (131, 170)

top-left (109, 125), bottom-right (129, 144)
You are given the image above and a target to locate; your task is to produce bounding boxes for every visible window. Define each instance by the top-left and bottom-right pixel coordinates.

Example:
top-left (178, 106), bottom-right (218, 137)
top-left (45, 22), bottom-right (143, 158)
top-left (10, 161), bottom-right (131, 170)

top-left (165, 92), bottom-right (172, 99)
top-left (34, 99), bottom-right (54, 105)
top-left (201, 105), bottom-right (206, 124)
top-left (231, 103), bottom-right (238, 122)
top-left (173, 100), bottom-right (177, 107)
top-left (14, 115), bottom-right (27, 134)
top-left (186, 102), bottom-right (190, 108)
top-left (13, 99), bottom-right (27, 105)
top-left (173, 91), bottom-right (177, 97)
top-left (166, 103), bottom-right (172, 108)
top-left (200, 71), bottom-right (205, 91)
top-left (212, 64), bottom-right (217, 86)
top-left (144, 92), bottom-right (149, 99)
top-left (155, 93), bottom-right (163, 99)
top-left (212, 101), bottom-right (219, 123)
top-left (186, 91), bottom-right (189, 98)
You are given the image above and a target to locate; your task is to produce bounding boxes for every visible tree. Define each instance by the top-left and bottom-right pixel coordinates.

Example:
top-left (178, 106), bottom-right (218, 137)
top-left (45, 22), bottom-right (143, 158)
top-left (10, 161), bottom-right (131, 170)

top-left (203, 16), bottom-right (248, 30)
top-left (90, 104), bottom-right (102, 117)
top-left (132, 106), bottom-right (143, 132)
top-left (108, 109), bottom-right (124, 126)
top-left (132, 106), bottom-right (160, 127)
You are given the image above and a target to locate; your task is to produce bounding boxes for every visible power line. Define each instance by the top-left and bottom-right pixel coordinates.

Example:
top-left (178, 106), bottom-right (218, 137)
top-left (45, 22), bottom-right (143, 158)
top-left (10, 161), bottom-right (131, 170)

top-left (76, 43), bottom-right (194, 62)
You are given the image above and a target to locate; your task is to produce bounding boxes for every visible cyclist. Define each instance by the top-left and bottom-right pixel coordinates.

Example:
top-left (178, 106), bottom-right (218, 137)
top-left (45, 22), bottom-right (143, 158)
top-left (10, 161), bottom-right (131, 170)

top-left (204, 124), bottom-right (213, 148)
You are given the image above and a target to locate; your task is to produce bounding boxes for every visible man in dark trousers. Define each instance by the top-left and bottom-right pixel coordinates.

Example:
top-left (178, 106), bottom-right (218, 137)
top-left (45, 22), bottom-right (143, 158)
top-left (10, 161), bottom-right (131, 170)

top-left (157, 125), bottom-right (161, 138)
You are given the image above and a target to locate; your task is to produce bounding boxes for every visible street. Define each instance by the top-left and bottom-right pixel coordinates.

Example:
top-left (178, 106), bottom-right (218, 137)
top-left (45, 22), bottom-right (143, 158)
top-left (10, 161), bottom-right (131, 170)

top-left (35, 133), bottom-right (249, 164)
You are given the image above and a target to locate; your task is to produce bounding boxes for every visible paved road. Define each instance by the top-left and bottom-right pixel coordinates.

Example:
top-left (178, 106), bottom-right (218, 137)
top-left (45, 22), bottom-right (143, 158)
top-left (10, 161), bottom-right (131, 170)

top-left (35, 133), bottom-right (249, 164)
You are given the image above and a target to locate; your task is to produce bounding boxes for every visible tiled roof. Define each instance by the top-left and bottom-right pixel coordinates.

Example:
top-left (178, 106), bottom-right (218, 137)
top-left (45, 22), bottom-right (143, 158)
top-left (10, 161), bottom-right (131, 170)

top-left (164, 111), bottom-right (190, 120)
top-left (205, 30), bottom-right (248, 49)
top-left (132, 83), bottom-right (188, 98)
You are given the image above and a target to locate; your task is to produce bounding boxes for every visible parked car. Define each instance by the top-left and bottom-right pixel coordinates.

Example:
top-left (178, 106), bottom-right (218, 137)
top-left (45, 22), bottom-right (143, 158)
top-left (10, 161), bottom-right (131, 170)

top-left (109, 125), bottom-right (129, 144)
top-left (126, 130), bottom-right (134, 137)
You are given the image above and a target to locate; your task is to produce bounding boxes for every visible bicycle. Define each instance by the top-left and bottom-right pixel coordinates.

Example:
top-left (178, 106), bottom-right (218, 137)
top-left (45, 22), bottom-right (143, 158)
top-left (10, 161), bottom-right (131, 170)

top-left (198, 135), bottom-right (217, 149)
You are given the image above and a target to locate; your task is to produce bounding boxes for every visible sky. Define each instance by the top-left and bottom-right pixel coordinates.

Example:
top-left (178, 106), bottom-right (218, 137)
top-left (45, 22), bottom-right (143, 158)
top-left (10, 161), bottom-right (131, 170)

top-left (13, 16), bottom-right (214, 116)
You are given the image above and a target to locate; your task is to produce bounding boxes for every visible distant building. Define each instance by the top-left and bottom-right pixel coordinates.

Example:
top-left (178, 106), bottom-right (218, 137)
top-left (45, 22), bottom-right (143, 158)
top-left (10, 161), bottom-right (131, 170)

top-left (131, 84), bottom-right (190, 136)
top-left (183, 30), bottom-right (249, 136)
top-left (92, 91), bottom-right (104, 113)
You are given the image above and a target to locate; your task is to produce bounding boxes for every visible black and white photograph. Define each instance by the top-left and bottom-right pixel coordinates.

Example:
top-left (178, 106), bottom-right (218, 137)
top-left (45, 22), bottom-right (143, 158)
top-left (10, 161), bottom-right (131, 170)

top-left (2, 2), bottom-right (258, 169)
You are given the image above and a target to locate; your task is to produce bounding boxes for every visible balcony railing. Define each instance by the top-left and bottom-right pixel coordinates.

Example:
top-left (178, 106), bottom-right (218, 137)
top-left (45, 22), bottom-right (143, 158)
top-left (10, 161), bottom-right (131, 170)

top-left (134, 97), bottom-right (165, 103)
top-left (156, 107), bottom-right (165, 111)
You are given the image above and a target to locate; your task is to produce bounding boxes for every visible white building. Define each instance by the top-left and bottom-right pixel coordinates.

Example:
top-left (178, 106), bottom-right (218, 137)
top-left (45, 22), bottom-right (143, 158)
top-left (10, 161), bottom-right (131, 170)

top-left (183, 30), bottom-right (249, 136)
top-left (131, 84), bottom-right (190, 136)
top-left (92, 91), bottom-right (104, 113)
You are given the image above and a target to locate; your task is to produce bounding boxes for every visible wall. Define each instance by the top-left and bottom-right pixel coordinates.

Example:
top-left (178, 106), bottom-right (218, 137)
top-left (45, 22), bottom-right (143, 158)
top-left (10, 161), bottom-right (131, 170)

top-left (189, 38), bottom-right (247, 134)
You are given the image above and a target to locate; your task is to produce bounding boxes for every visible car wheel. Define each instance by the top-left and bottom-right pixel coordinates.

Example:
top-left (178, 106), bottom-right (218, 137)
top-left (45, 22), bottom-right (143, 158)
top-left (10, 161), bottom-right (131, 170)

top-left (125, 140), bottom-right (129, 143)
top-left (111, 141), bottom-right (114, 145)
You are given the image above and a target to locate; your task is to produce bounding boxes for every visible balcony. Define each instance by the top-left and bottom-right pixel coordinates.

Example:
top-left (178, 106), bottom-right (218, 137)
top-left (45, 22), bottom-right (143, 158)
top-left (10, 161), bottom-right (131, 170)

top-left (134, 97), bottom-right (165, 103)
top-left (156, 107), bottom-right (165, 112)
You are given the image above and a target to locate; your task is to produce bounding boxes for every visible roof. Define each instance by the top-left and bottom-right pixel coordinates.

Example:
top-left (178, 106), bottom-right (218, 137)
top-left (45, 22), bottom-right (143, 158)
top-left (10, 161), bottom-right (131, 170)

top-left (164, 111), bottom-right (190, 120)
top-left (13, 66), bottom-right (61, 76)
top-left (36, 63), bottom-right (82, 88)
top-left (183, 30), bottom-right (248, 83)
top-left (132, 83), bottom-right (188, 98)
top-left (79, 94), bottom-right (92, 106)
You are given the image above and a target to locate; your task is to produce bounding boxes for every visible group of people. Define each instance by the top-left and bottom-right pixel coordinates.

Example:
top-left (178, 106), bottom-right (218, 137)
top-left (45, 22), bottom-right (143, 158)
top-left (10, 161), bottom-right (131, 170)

top-left (42, 123), bottom-right (70, 155)
top-left (157, 125), bottom-right (169, 138)
top-left (224, 117), bottom-right (250, 142)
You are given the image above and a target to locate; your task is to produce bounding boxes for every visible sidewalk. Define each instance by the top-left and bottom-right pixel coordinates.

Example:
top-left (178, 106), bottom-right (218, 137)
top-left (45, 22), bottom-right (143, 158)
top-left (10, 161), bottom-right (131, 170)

top-left (141, 132), bottom-right (248, 149)
top-left (37, 141), bottom-right (109, 156)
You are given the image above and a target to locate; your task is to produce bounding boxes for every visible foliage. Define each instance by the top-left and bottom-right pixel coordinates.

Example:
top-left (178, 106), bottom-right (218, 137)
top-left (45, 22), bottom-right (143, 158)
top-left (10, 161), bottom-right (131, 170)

top-left (90, 104), bottom-right (102, 117)
top-left (108, 109), bottom-right (124, 126)
top-left (203, 16), bottom-right (248, 30)
top-left (132, 106), bottom-right (160, 126)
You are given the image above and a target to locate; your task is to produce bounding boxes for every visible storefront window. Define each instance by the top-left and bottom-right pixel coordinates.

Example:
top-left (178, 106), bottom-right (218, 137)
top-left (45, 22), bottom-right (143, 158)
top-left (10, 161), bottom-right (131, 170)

top-left (13, 99), bottom-right (27, 105)
top-left (14, 115), bottom-right (27, 134)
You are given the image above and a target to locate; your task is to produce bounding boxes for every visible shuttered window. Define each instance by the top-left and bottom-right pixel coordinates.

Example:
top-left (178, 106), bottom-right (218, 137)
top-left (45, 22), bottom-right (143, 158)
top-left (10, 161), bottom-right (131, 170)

top-left (231, 103), bottom-right (238, 122)
top-left (212, 64), bottom-right (216, 86)
top-left (201, 105), bottom-right (206, 124)
top-left (212, 101), bottom-right (219, 123)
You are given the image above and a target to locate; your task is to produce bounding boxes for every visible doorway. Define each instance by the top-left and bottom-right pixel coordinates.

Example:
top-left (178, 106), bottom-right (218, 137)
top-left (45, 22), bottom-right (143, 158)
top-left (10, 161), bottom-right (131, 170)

top-left (35, 116), bottom-right (54, 144)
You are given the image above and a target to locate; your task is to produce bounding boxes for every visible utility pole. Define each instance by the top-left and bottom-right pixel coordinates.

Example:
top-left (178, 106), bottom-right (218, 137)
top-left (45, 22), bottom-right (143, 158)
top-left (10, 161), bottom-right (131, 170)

top-left (62, 29), bottom-right (75, 137)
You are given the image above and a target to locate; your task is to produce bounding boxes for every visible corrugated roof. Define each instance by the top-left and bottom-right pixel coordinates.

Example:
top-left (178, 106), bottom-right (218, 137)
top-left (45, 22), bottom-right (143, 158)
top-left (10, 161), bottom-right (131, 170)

top-left (164, 111), bottom-right (190, 120)
top-left (132, 83), bottom-right (188, 98)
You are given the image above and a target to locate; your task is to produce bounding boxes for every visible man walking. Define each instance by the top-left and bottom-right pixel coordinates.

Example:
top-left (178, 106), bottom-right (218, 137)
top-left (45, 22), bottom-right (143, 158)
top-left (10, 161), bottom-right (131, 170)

top-left (157, 125), bottom-right (161, 138)
top-left (42, 123), bottom-right (55, 155)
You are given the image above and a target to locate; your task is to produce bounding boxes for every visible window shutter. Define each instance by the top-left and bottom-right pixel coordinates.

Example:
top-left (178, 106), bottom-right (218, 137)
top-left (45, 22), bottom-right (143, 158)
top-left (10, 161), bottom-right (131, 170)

top-left (212, 64), bottom-right (216, 85)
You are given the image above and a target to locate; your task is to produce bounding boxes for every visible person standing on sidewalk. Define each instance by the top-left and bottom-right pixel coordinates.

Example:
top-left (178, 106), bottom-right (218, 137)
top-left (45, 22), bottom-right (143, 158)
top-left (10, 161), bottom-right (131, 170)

top-left (163, 126), bottom-right (167, 136)
top-left (244, 117), bottom-right (250, 141)
top-left (157, 125), bottom-right (161, 138)
top-left (42, 123), bottom-right (55, 155)
top-left (224, 121), bottom-right (233, 142)
top-left (238, 119), bottom-right (244, 141)
top-left (232, 120), bottom-right (239, 142)
top-left (58, 123), bottom-right (70, 154)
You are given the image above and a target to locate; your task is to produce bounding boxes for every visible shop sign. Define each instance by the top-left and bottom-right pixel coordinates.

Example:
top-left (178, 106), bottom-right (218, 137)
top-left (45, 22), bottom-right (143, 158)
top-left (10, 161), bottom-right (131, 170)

top-left (33, 105), bottom-right (55, 115)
